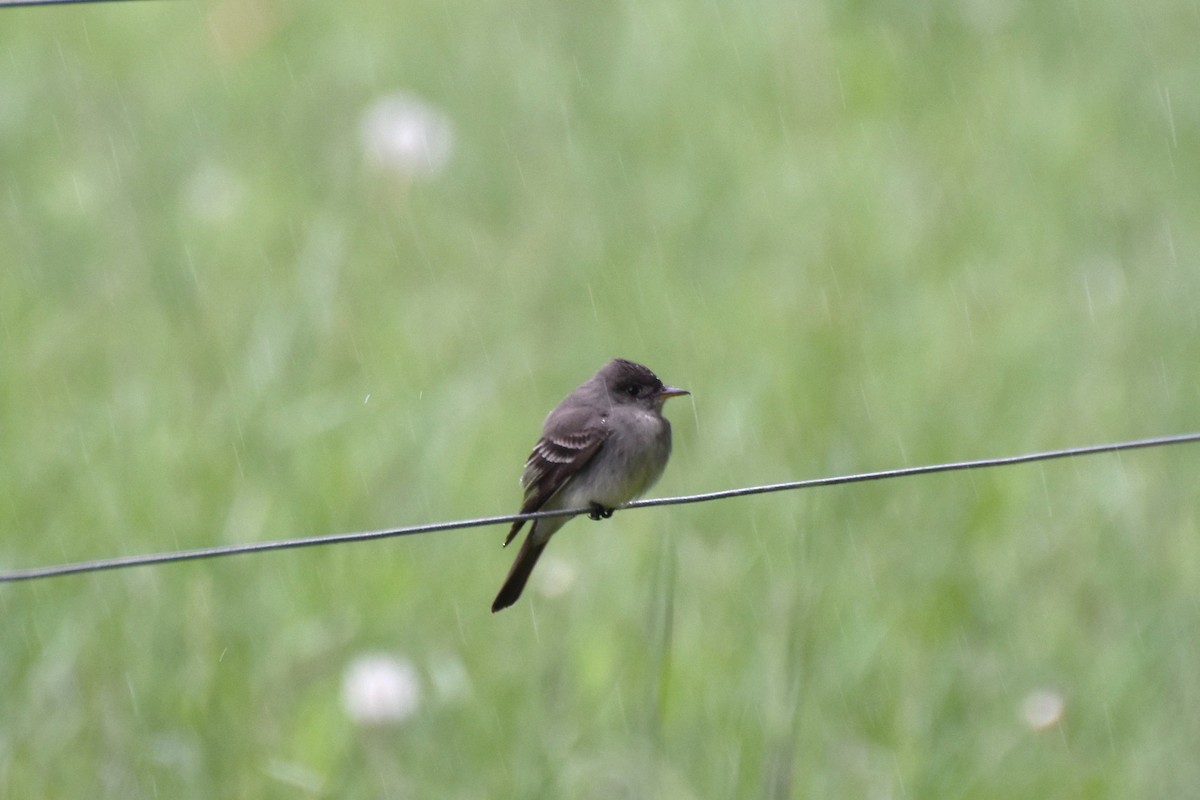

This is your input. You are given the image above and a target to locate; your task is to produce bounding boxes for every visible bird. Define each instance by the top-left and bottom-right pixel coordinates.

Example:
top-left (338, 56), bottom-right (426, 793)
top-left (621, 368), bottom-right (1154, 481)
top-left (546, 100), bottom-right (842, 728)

top-left (491, 359), bottom-right (689, 612)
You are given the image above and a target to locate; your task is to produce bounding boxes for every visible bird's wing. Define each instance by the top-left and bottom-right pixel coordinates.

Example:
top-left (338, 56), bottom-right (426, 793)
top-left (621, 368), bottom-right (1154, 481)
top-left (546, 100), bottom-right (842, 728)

top-left (503, 425), bottom-right (609, 546)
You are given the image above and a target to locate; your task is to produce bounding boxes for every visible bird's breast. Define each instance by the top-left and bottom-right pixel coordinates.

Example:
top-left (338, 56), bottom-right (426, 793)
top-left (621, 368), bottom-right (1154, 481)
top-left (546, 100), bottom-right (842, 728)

top-left (569, 410), bottom-right (672, 509)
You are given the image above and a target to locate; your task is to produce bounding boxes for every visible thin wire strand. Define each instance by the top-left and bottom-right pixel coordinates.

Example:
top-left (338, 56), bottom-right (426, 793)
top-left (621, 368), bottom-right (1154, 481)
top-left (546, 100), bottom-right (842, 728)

top-left (2, 432), bottom-right (1197, 583)
top-left (0, 0), bottom-right (164, 8)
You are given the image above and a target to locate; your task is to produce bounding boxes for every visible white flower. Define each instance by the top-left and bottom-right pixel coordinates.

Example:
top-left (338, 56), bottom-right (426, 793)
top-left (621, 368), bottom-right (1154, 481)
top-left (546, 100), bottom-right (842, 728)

top-left (360, 93), bottom-right (455, 179)
top-left (535, 554), bottom-right (576, 599)
top-left (1019, 688), bottom-right (1065, 731)
top-left (341, 653), bottom-right (421, 725)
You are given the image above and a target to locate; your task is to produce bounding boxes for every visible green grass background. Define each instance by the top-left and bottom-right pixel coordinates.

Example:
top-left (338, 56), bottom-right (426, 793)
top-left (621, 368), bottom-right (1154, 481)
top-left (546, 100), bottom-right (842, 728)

top-left (2, 0), bottom-right (1198, 796)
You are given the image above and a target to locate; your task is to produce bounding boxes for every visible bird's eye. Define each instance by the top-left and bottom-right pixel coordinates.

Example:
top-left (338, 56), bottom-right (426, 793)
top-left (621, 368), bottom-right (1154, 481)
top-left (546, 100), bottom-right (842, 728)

top-left (625, 384), bottom-right (640, 397)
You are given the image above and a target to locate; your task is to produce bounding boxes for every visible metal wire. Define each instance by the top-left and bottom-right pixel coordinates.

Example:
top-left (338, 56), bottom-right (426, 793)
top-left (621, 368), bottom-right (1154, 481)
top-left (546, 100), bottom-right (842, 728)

top-left (0, 0), bottom-right (164, 9)
top-left (1, 431), bottom-right (1197, 583)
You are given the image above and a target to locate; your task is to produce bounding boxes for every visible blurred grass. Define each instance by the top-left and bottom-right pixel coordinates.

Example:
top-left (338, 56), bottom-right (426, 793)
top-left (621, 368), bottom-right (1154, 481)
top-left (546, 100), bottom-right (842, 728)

top-left (1, 0), bottom-right (1198, 796)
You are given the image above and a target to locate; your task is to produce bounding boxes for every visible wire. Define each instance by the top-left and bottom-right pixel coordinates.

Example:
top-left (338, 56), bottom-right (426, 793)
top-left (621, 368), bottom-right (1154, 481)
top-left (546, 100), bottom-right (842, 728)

top-left (1, 431), bottom-right (1197, 584)
top-left (0, 0), bottom-right (164, 8)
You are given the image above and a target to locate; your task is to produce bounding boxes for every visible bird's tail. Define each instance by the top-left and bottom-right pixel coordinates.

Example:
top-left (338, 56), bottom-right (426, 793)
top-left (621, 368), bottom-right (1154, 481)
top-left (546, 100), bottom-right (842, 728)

top-left (503, 518), bottom-right (525, 547)
top-left (492, 531), bottom-right (548, 612)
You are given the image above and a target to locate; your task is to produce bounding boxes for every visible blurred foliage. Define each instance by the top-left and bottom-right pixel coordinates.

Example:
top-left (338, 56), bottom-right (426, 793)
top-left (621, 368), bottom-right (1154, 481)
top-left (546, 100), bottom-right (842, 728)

top-left (1, 0), bottom-right (1198, 796)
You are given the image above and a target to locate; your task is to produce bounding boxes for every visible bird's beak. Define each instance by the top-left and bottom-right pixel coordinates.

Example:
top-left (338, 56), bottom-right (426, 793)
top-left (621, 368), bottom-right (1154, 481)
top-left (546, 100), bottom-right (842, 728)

top-left (657, 386), bottom-right (690, 399)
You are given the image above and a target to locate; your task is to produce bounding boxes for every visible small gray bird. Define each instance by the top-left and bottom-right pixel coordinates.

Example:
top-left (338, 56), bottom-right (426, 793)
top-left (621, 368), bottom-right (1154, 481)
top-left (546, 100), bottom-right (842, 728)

top-left (492, 359), bottom-right (689, 612)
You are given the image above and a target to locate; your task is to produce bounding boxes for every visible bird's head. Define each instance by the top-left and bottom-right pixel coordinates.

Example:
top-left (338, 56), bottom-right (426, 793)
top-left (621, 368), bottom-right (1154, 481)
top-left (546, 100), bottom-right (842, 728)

top-left (598, 359), bottom-right (689, 410)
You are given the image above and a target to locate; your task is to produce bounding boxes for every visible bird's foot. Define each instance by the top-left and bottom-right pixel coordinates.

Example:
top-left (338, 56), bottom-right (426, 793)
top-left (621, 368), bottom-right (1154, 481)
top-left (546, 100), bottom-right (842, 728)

top-left (588, 503), bottom-right (614, 521)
